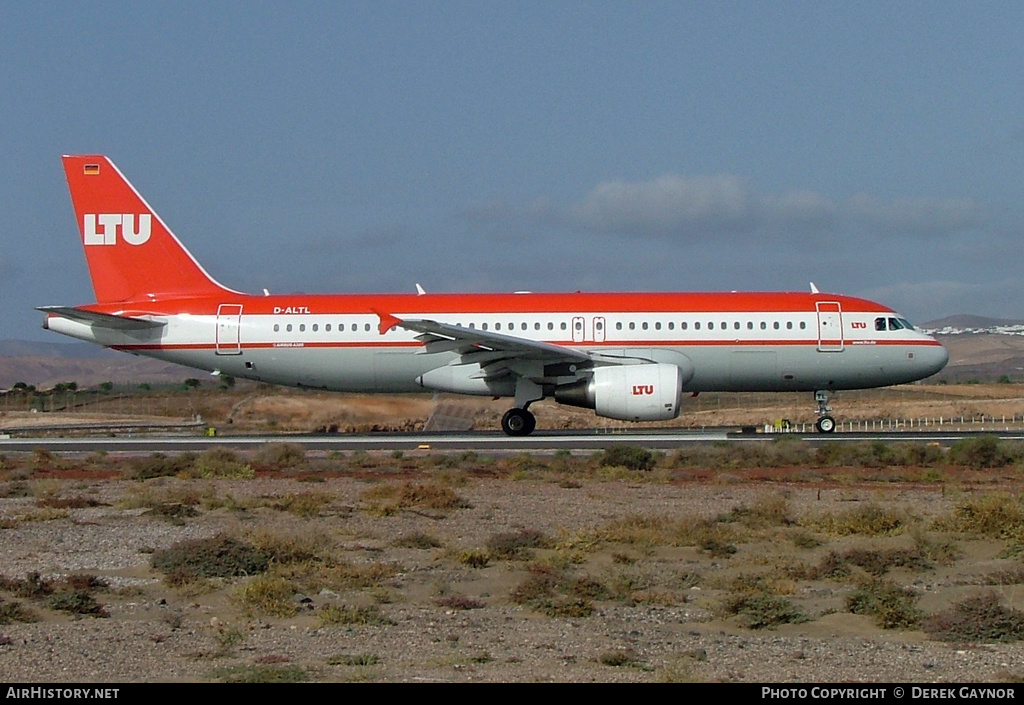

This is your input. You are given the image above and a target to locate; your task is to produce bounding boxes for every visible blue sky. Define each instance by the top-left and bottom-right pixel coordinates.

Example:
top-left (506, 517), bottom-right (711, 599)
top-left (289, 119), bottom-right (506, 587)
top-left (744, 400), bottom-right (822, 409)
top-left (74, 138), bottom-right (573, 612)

top-left (3, 1), bottom-right (1024, 340)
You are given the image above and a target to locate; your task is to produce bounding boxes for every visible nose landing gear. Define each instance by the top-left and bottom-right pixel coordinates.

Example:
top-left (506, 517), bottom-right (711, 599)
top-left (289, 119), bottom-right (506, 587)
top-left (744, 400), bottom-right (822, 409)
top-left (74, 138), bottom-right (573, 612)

top-left (814, 390), bottom-right (836, 433)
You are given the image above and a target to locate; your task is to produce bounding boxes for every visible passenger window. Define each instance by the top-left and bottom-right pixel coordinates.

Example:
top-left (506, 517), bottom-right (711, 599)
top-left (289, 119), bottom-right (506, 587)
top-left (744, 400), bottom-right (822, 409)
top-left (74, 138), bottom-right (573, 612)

top-left (760, 322), bottom-right (766, 330)
top-left (773, 322), bottom-right (780, 330)
top-left (273, 324), bottom-right (280, 332)
top-left (695, 322), bottom-right (701, 330)
top-left (734, 322), bottom-right (740, 330)
top-left (629, 322), bottom-right (635, 330)
top-left (747, 322), bottom-right (753, 330)
top-left (286, 324), bottom-right (293, 332)
top-left (668, 322), bottom-right (674, 330)
top-left (786, 322), bottom-right (793, 330)
top-left (547, 322), bottom-right (554, 330)
top-left (799, 322), bottom-right (806, 330)
top-left (560, 322), bottom-right (567, 330)
top-left (616, 322), bottom-right (623, 330)
top-left (680, 322), bottom-right (687, 330)
top-left (495, 323), bottom-right (501, 331)
top-left (642, 322), bottom-right (648, 330)
top-left (655, 322), bottom-right (661, 330)
top-left (574, 320), bottom-right (582, 331)
top-left (364, 323), bottom-right (370, 332)
top-left (708, 322), bottom-right (714, 330)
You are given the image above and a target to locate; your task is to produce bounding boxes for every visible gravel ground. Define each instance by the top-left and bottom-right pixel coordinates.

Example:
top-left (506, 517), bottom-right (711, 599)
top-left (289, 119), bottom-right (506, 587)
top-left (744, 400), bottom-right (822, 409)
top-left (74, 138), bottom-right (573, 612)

top-left (2, 469), bottom-right (1023, 683)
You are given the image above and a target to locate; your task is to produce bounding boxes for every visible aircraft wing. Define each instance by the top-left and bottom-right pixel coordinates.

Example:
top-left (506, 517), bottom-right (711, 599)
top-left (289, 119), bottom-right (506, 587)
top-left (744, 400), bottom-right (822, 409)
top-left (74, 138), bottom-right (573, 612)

top-left (389, 317), bottom-right (591, 364)
top-left (38, 306), bottom-right (166, 331)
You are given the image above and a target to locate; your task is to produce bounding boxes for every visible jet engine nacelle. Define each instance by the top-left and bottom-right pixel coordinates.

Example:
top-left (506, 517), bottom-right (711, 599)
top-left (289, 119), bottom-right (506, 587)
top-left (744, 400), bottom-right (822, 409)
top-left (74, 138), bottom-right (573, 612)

top-left (555, 363), bottom-right (684, 422)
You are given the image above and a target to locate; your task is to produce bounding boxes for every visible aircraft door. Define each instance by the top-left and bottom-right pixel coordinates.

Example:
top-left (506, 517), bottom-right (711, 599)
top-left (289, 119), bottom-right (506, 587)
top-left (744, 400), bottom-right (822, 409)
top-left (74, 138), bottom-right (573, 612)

top-left (593, 317), bottom-right (606, 343)
top-left (816, 302), bottom-right (843, 352)
top-left (572, 316), bottom-right (585, 343)
top-left (216, 304), bottom-right (243, 355)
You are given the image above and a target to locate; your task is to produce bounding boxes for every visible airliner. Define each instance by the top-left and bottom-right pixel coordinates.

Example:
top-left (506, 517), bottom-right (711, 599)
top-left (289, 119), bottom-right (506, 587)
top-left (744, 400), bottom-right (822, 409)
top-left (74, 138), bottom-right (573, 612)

top-left (40, 155), bottom-right (948, 435)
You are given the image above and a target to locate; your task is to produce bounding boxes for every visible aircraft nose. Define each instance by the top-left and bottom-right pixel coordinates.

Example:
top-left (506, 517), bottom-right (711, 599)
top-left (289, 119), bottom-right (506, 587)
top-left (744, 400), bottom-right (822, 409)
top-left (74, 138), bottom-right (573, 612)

top-left (918, 342), bottom-right (949, 377)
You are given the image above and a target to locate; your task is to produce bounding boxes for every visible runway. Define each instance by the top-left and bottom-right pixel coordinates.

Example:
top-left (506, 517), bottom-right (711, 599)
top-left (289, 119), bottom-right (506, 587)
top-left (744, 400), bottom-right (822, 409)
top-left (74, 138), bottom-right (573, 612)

top-left (2, 428), bottom-right (1023, 453)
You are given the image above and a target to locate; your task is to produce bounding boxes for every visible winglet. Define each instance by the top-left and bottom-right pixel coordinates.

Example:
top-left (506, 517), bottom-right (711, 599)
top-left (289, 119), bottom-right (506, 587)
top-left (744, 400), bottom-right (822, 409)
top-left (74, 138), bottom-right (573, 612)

top-left (374, 310), bottom-right (403, 335)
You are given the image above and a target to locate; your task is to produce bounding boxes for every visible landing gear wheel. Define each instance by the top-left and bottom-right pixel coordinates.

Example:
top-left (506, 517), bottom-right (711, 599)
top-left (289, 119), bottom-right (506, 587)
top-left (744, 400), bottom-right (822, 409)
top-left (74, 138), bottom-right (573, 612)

top-left (815, 415), bottom-right (836, 434)
top-left (501, 408), bottom-right (536, 436)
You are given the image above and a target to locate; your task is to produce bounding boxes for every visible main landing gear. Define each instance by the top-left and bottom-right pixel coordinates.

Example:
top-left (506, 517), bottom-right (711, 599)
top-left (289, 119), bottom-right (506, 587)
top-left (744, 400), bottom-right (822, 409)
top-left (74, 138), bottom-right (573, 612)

top-left (814, 390), bottom-right (836, 433)
top-left (501, 407), bottom-right (536, 436)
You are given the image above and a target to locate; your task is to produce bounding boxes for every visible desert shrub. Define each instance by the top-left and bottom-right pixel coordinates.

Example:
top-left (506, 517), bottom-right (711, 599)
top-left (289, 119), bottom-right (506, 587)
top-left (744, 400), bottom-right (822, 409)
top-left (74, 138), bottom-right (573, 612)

top-left (211, 664), bottom-right (310, 683)
top-left (600, 445), bottom-right (655, 472)
top-left (37, 496), bottom-right (105, 509)
top-left (236, 576), bottom-right (300, 618)
top-left (924, 591), bottom-right (1024, 643)
top-left (146, 502), bottom-right (199, 522)
top-left (124, 453), bottom-right (196, 480)
top-left (724, 494), bottom-right (793, 528)
top-left (44, 590), bottom-right (108, 618)
top-left (191, 448), bottom-right (253, 478)
top-left (596, 515), bottom-right (673, 546)
top-left (599, 648), bottom-right (642, 667)
top-left (361, 482), bottom-right (470, 516)
top-left (246, 529), bottom-right (325, 564)
top-left (434, 595), bottom-right (486, 610)
top-left (317, 604), bottom-right (395, 627)
top-left (456, 549), bottom-right (490, 568)
top-left (0, 572), bottom-right (54, 599)
top-left (801, 504), bottom-right (906, 536)
top-left (151, 535), bottom-right (270, 580)
top-left (393, 532), bottom-right (443, 549)
top-left (273, 558), bottom-right (398, 594)
top-left (700, 537), bottom-right (737, 557)
top-left (486, 529), bottom-right (553, 560)
top-left (720, 591), bottom-right (806, 630)
top-left (933, 494), bottom-right (1024, 541)
top-left (255, 442), bottom-right (307, 468)
top-left (948, 436), bottom-right (1019, 469)
top-left (268, 492), bottom-right (333, 517)
top-left (0, 597), bottom-right (39, 624)
top-left (510, 566), bottom-right (605, 618)
top-left (829, 547), bottom-right (933, 577)
top-left (846, 579), bottom-right (922, 629)
top-left (64, 574), bottom-right (108, 592)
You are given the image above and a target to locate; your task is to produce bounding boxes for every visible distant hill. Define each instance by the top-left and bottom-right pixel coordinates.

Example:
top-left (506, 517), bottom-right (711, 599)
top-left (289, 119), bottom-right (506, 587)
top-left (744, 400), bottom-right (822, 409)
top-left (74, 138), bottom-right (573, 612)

top-left (0, 340), bottom-right (122, 359)
top-left (922, 314), bottom-right (1024, 330)
top-left (0, 340), bottom-right (200, 389)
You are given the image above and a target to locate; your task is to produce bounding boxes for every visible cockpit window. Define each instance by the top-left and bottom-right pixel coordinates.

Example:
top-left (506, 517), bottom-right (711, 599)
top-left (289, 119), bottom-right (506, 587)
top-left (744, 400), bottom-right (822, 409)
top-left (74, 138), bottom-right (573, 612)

top-left (887, 318), bottom-right (903, 330)
top-left (875, 317), bottom-right (886, 331)
top-left (898, 318), bottom-right (915, 331)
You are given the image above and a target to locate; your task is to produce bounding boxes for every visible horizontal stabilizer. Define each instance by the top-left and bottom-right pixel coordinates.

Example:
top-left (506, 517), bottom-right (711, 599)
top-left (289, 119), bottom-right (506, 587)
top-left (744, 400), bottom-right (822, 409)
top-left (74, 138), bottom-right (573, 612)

top-left (38, 306), bottom-right (166, 330)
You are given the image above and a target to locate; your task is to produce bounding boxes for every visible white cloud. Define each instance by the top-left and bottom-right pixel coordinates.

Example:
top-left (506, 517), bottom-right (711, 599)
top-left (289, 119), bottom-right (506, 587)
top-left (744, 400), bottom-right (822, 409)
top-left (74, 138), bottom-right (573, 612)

top-left (501, 174), bottom-right (987, 243)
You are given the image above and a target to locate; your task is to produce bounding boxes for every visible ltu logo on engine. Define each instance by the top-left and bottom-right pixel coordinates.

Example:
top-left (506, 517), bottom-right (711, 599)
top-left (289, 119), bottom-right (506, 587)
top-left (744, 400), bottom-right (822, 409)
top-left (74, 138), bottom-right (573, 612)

top-left (632, 385), bottom-right (654, 395)
top-left (83, 214), bottom-right (152, 245)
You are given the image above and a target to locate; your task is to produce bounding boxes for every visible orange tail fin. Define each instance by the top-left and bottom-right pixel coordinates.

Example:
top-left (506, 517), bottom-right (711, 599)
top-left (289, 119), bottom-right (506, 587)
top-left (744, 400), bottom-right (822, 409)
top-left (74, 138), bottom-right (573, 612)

top-left (62, 155), bottom-right (234, 303)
